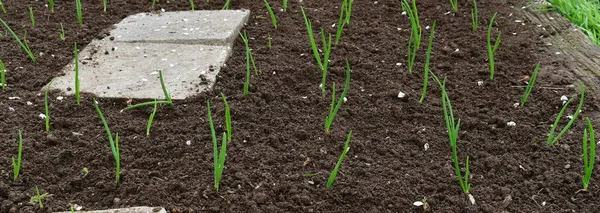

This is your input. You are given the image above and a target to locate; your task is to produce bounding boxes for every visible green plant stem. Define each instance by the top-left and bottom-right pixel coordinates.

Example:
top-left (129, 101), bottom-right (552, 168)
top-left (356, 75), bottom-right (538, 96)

top-left (402, 0), bottom-right (422, 73)
top-left (158, 70), bottom-right (174, 107)
top-left (547, 83), bottom-right (585, 146)
top-left (75, 43), bottom-right (80, 104)
top-left (48, 0), bottom-right (54, 13)
top-left (320, 28), bottom-right (332, 96)
top-left (92, 99), bottom-right (121, 183)
top-left (29, 7), bottom-right (35, 27)
top-left (189, 0), bottom-right (194, 11)
top-left (76, 0), bottom-right (83, 25)
top-left (324, 59), bottom-right (351, 135)
top-left (146, 101), bottom-right (158, 136)
top-left (327, 130), bottom-right (352, 188)
top-left (152, 0), bottom-right (156, 9)
top-left (419, 20), bottom-right (436, 103)
top-left (0, 0), bottom-right (5, 14)
top-left (450, 0), bottom-right (458, 12)
top-left (103, 0), bottom-right (107, 12)
top-left (221, 93), bottom-right (232, 142)
top-left (12, 130), bottom-right (23, 181)
top-left (124, 100), bottom-right (172, 110)
top-left (267, 32), bottom-right (272, 50)
top-left (45, 78), bottom-right (56, 132)
top-left (208, 101), bottom-right (228, 191)
top-left (487, 12), bottom-right (501, 79)
top-left (282, 0), bottom-right (288, 11)
top-left (264, 0), bottom-right (277, 29)
top-left (0, 60), bottom-right (5, 90)
top-left (0, 18), bottom-right (36, 62)
top-left (59, 23), bottom-right (66, 41)
top-left (520, 62), bottom-right (541, 107)
top-left (222, 0), bottom-right (231, 10)
top-left (471, 0), bottom-right (478, 30)
top-left (582, 117), bottom-right (595, 190)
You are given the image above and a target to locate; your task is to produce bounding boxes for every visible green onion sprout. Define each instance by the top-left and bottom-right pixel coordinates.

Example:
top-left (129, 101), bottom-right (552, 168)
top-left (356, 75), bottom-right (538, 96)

top-left (93, 99), bottom-right (121, 183)
top-left (324, 59), bottom-right (351, 135)
top-left (471, 0), bottom-right (478, 30)
top-left (0, 18), bottom-right (36, 62)
top-left (76, 0), bottom-right (83, 25)
top-left (582, 117), bottom-right (595, 190)
top-left (547, 83), bottom-right (585, 146)
top-left (487, 12), bottom-right (501, 79)
top-left (146, 101), bottom-right (158, 136)
top-left (12, 130), bottom-right (23, 181)
top-left (207, 100), bottom-right (228, 191)
top-left (45, 78), bottom-right (56, 132)
top-left (75, 43), bottom-right (80, 104)
top-left (401, 0), bottom-right (422, 73)
top-left (419, 20), bottom-right (436, 103)
top-left (520, 62), bottom-right (541, 107)
top-left (263, 0), bottom-right (277, 29)
top-left (327, 130), bottom-right (352, 188)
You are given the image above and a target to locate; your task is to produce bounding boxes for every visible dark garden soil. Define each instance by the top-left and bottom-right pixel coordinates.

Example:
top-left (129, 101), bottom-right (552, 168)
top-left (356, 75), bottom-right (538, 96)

top-left (1, 0), bottom-right (600, 212)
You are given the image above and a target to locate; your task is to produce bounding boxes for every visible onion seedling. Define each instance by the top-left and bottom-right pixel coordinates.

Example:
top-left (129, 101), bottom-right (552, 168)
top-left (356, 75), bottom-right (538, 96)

top-left (439, 78), bottom-right (471, 194)
top-left (29, 7), bottom-right (35, 27)
top-left (450, 0), bottom-right (458, 12)
top-left (300, 7), bottom-right (332, 95)
top-left (263, 0), bottom-right (277, 29)
top-left (93, 99), bottom-right (121, 183)
top-left (0, 0), bottom-right (5, 14)
top-left (335, 0), bottom-right (354, 45)
top-left (1, 59), bottom-right (5, 90)
top-left (419, 20), bottom-right (436, 103)
top-left (29, 186), bottom-right (50, 208)
top-left (12, 130), bottom-right (23, 181)
top-left (45, 78), bottom-right (56, 132)
top-left (547, 84), bottom-right (585, 146)
top-left (48, 0), bottom-right (54, 13)
top-left (582, 117), bottom-right (595, 190)
top-left (221, 93), bottom-right (232, 142)
top-left (189, 0), bottom-right (194, 11)
top-left (123, 70), bottom-right (174, 110)
top-left (283, 0), bottom-right (288, 12)
top-left (487, 13), bottom-right (501, 79)
top-left (151, 0), bottom-right (156, 10)
top-left (324, 59), bottom-right (351, 135)
top-left (0, 18), bottom-right (36, 62)
top-left (267, 32), bottom-right (272, 50)
top-left (207, 100), bottom-right (228, 192)
top-left (146, 101), bottom-right (158, 136)
top-left (222, 0), bottom-right (231, 10)
top-left (240, 31), bottom-right (258, 96)
top-left (59, 23), bottom-right (66, 41)
top-left (401, 0), bottom-right (422, 73)
top-left (103, 0), bottom-right (107, 12)
top-left (327, 130), bottom-right (352, 188)
top-left (75, 43), bottom-right (80, 104)
top-left (520, 62), bottom-right (541, 107)
top-left (471, 0), bottom-right (478, 30)
top-left (76, 0), bottom-right (83, 25)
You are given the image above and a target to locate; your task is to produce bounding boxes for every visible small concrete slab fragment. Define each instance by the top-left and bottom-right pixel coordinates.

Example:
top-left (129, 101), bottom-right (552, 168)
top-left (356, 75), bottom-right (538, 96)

top-left (55, 206), bottom-right (166, 213)
top-left (48, 10), bottom-right (249, 100)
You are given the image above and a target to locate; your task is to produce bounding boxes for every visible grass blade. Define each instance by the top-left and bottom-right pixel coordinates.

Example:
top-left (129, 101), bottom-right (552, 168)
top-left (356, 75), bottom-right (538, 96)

top-left (0, 0), bottom-right (6, 14)
top-left (263, 0), bottom-right (277, 29)
top-left (29, 7), bottom-right (35, 27)
top-left (301, 7), bottom-right (323, 70)
top-left (327, 130), bottom-right (352, 188)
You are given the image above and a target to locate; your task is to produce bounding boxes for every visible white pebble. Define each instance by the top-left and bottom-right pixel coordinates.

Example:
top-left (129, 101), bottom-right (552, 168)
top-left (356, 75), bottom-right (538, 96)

top-left (26, 101), bottom-right (33, 105)
top-left (397, 91), bottom-right (406, 98)
top-left (468, 194), bottom-right (476, 205)
top-left (186, 140), bottom-right (191, 146)
top-left (413, 201), bottom-right (424, 206)
top-left (57, 96), bottom-right (64, 100)
top-left (39, 113), bottom-right (46, 119)
top-left (343, 97), bottom-right (347, 103)
top-left (477, 80), bottom-right (483, 86)
top-left (424, 143), bottom-right (429, 151)
top-left (506, 121), bottom-right (516, 127)
top-left (8, 107), bottom-right (15, 111)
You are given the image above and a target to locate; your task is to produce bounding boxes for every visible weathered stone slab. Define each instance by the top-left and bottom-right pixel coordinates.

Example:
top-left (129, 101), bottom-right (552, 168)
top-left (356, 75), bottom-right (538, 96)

top-left (48, 10), bottom-right (250, 100)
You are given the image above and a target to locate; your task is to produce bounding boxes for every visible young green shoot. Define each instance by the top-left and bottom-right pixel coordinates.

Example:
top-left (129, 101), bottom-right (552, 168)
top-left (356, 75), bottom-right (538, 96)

top-left (547, 83), bottom-right (585, 146)
top-left (300, 7), bottom-right (333, 95)
top-left (221, 93), bottom-right (232, 142)
top-left (75, 43), bottom-right (80, 104)
top-left (12, 130), bottom-right (23, 181)
top-left (123, 70), bottom-right (174, 110)
top-left (327, 130), bottom-right (352, 188)
top-left (439, 78), bottom-right (471, 194)
top-left (263, 0), bottom-right (277, 29)
top-left (0, 60), bottom-right (5, 90)
top-left (324, 59), bottom-right (351, 135)
top-left (45, 78), bottom-right (56, 132)
top-left (189, 0), bottom-right (195, 11)
top-left (450, 0), bottom-right (458, 12)
top-left (582, 117), bottom-right (595, 190)
top-left (419, 20), bottom-right (436, 103)
top-left (207, 100), bottom-right (228, 191)
top-left (520, 62), bottom-right (541, 107)
top-left (335, 0), bottom-right (354, 44)
top-left (0, 0), bottom-right (5, 14)
top-left (222, 0), bottom-right (231, 10)
top-left (59, 23), bottom-right (66, 41)
top-left (471, 0), bottom-right (478, 30)
top-left (0, 18), bottom-right (36, 62)
top-left (401, 0), bottom-right (422, 73)
top-left (103, 0), bottom-right (108, 12)
top-left (29, 186), bottom-right (50, 208)
top-left (76, 0), bottom-right (83, 25)
top-left (240, 31), bottom-right (258, 95)
top-left (151, 0), bottom-right (156, 10)
top-left (487, 12), bottom-right (501, 79)
top-left (93, 99), bottom-right (121, 183)
top-left (282, 0), bottom-right (288, 12)
top-left (48, 0), bottom-right (54, 13)
top-left (29, 7), bottom-right (35, 27)
top-left (146, 101), bottom-right (158, 136)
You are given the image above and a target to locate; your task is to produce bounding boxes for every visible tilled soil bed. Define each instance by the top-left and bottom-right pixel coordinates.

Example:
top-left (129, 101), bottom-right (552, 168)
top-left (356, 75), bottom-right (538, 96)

top-left (1, 0), bottom-right (600, 212)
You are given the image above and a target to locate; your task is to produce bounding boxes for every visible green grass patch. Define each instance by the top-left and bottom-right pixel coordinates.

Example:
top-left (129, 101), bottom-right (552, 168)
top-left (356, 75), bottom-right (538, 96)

top-left (222, 0), bottom-right (231, 10)
top-left (546, 0), bottom-right (600, 45)
top-left (123, 70), bottom-right (174, 110)
top-left (327, 130), bottom-right (352, 188)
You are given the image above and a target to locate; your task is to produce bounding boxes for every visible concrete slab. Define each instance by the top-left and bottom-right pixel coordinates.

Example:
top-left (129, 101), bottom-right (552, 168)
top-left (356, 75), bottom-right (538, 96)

top-left (55, 206), bottom-right (166, 213)
top-left (48, 10), bottom-right (249, 100)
